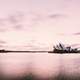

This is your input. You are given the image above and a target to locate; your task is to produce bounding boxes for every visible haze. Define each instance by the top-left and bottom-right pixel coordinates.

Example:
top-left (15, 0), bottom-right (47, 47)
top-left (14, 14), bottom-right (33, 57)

top-left (0, 0), bottom-right (80, 50)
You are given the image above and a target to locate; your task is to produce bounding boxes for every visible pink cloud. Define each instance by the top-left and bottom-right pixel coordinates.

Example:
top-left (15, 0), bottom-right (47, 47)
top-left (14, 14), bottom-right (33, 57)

top-left (74, 32), bottom-right (80, 35)
top-left (48, 14), bottom-right (66, 19)
top-left (0, 40), bottom-right (6, 44)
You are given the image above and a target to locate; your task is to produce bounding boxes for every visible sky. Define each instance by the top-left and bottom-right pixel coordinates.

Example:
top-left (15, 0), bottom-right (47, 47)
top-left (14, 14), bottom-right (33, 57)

top-left (0, 0), bottom-right (80, 50)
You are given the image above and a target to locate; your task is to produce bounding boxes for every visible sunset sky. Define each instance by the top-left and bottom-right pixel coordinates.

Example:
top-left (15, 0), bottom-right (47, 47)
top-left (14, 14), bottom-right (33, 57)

top-left (0, 0), bottom-right (80, 50)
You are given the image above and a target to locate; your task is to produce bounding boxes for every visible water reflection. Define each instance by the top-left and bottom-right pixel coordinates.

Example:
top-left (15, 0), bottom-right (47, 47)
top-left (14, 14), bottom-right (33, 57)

top-left (0, 53), bottom-right (80, 80)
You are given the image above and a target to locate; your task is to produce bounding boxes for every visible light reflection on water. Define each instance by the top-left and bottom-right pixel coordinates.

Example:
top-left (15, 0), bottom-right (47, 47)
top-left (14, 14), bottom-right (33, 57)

top-left (0, 53), bottom-right (80, 79)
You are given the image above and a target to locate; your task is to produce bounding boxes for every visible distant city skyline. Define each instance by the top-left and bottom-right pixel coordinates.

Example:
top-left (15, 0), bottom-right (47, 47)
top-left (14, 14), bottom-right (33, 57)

top-left (0, 0), bottom-right (80, 50)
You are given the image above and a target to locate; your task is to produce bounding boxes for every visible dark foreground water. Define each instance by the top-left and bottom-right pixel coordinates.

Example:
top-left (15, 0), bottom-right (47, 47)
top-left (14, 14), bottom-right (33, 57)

top-left (0, 53), bottom-right (80, 80)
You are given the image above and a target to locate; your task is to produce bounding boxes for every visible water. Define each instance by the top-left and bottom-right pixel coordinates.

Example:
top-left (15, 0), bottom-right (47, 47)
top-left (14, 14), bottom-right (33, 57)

top-left (0, 53), bottom-right (80, 80)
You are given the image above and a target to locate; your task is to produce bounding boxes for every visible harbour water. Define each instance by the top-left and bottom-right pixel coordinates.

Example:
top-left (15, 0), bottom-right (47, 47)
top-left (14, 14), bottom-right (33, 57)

top-left (0, 53), bottom-right (80, 80)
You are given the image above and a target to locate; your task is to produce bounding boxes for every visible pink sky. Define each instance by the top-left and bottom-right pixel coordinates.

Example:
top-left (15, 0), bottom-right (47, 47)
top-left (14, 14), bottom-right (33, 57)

top-left (0, 0), bottom-right (80, 50)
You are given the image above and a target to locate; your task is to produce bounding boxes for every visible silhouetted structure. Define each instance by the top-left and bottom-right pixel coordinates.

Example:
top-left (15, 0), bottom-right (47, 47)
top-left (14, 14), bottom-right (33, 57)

top-left (0, 49), bottom-right (7, 53)
top-left (49, 43), bottom-right (80, 53)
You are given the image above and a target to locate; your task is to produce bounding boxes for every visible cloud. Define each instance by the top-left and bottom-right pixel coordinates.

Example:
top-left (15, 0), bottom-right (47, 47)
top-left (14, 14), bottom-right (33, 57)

top-left (0, 40), bottom-right (6, 44)
top-left (57, 33), bottom-right (70, 36)
top-left (0, 40), bottom-right (6, 48)
top-left (73, 32), bottom-right (80, 35)
top-left (13, 25), bottom-right (23, 30)
top-left (7, 12), bottom-right (40, 31)
top-left (8, 12), bottom-right (24, 24)
top-left (0, 12), bottom-right (67, 32)
top-left (0, 18), bottom-right (8, 32)
top-left (58, 32), bottom-right (80, 36)
top-left (48, 14), bottom-right (66, 19)
top-left (8, 12), bottom-right (24, 30)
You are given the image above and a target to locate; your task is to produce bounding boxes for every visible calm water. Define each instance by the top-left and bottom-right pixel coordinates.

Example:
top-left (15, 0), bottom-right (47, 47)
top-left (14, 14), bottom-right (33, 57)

top-left (0, 53), bottom-right (80, 79)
